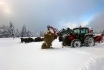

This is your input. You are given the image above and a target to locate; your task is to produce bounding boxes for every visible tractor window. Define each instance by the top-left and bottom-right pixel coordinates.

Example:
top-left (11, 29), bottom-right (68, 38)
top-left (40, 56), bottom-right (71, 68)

top-left (74, 29), bottom-right (80, 34)
top-left (86, 30), bottom-right (88, 34)
top-left (81, 29), bottom-right (86, 33)
top-left (81, 29), bottom-right (88, 34)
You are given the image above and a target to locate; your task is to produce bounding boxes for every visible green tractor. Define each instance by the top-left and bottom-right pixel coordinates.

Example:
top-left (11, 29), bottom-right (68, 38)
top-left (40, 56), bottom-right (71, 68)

top-left (61, 27), bottom-right (95, 47)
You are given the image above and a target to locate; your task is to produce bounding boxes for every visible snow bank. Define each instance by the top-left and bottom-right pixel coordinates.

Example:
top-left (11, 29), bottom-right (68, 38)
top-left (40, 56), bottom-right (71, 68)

top-left (80, 54), bottom-right (104, 70)
top-left (93, 34), bottom-right (102, 36)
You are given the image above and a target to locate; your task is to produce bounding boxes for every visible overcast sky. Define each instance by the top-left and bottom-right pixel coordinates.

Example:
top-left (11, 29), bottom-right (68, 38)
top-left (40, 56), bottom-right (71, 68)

top-left (0, 0), bottom-right (104, 34)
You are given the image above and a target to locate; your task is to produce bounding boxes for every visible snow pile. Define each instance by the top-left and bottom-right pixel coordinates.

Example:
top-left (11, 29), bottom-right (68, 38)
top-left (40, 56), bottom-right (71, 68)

top-left (93, 34), bottom-right (102, 36)
top-left (0, 38), bottom-right (104, 70)
top-left (79, 48), bottom-right (104, 70)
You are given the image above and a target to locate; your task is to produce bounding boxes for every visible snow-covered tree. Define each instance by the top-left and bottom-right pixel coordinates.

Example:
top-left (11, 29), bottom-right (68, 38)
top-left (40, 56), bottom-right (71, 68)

top-left (102, 30), bottom-right (104, 36)
top-left (21, 25), bottom-right (34, 37)
top-left (100, 30), bottom-right (103, 34)
top-left (0, 22), bottom-right (37, 38)
top-left (27, 30), bottom-right (33, 37)
top-left (21, 25), bottom-right (27, 37)
top-left (39, 30), bottom-right (45, 37)
top-left (35, 30), bottom-right (45, 37)
top-left (9, 21), bottom-right (15, 38)
top-left (3, 26), bottom-right (10, 37)
top-left (0, 25), bottom-right (10, 38)
top-left (5, 26), bottom-right (11, 37)
top-left (35, 33), bottom-right (39, 37)
top-left (15, 29), bottom-right (20, 37)
top-left (0, 25), bottom-right (4, 38)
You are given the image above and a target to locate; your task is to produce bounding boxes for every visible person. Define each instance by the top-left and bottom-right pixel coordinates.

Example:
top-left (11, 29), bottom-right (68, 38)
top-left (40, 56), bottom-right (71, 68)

top-left (42, 30), bottom-right (54, 49)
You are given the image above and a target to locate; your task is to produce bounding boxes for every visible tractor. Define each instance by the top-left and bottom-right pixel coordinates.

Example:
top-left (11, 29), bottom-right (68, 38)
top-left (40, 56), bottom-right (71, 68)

top-left (47, 25), bottom-right (103, 48)
top-left (61, 27), bottom-right (95, 47)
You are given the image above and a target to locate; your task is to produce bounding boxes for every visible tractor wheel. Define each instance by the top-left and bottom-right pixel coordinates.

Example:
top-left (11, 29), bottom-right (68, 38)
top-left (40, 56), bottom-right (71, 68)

top-left (71, 39), bottom-right (81, 48)
top-left (84, 37), bottom-right (95, 47)
top-left (62, 41), bottom-right (66, 46)
top-left (62, 36), bottom-right (68, 46)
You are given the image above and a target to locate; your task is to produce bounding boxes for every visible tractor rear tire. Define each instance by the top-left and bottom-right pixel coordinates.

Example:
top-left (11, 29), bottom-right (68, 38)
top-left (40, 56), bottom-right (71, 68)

top-left (84, 37), bottom-right (95, 47)
top-left (71, 39), bottom-right (81, 48)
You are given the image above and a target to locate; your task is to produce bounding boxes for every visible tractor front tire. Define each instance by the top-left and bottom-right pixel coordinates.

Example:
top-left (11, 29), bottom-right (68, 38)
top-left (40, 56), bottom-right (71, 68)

top-left (71, 39), bottom-right (81, 48)
top-left (62, 36), bottom-right (68, 46)
top-left (62, 39), bottom-right (67, 46)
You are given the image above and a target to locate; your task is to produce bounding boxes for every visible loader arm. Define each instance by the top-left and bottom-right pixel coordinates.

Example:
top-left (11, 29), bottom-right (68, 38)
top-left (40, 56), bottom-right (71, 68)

top-left (47, 25), bottom-right (59, 37)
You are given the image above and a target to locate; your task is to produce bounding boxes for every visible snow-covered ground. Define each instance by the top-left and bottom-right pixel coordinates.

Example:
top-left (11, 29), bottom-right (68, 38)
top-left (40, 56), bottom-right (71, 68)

top-left (0, 38), bottom-right (104, 70)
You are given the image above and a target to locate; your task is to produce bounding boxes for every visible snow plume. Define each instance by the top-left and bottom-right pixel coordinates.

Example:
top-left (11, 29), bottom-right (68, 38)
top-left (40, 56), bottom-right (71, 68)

top-left (87, 11), bottom-right (104, 32)
top-left (80, 22), bottom-right (89, 27)
top-left (63, 21), bottom-right (88, 29)
top-left (63, 22), bottom-right (77, 29)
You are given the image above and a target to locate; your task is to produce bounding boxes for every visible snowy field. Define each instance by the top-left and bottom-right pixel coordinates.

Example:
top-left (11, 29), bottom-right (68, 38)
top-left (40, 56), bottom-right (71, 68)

top-left (0, 38), bottom-right (104, 70)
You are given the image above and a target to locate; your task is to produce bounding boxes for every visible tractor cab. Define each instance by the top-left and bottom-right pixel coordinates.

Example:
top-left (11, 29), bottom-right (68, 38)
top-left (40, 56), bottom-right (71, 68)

top-left (73, 27), bottom-right (90, 39)
top-left (72, 27), bottom-right (93, 44)
top-left (73, 27), bottom-right (89, 34)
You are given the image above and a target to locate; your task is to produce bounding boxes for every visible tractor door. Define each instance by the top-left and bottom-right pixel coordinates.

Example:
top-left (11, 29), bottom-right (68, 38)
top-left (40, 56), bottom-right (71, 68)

top-left (73, 28), bottom-right (89, 44)
top-left (79, 28), bottom-right (89, 44)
